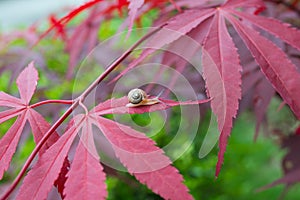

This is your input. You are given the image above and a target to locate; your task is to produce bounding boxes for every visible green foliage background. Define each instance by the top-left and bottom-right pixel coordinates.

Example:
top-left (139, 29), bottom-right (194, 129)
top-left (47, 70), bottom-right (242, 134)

top-left (106, 110), bottom-right (300, 200)
top-left (0, 8), bottom-right (300, 200)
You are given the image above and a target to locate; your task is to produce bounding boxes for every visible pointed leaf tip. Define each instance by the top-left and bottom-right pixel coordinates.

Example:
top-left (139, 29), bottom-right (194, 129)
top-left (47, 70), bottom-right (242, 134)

top-left (95, 116), bottom-right (193, 200)
top-left (0, 113), bottom-right (27, 180)
top-left (226, 12), bottom-right (300, 119)
top-left (127, 0), bottom-right (144, 37)
top-left (0, 92), bottom-right (23, 107)
top-left (16, 115), bottom-right (84, 200)
top-left (231, 10), bottom-right (300, 52)
top-left (202, 12), bottom-right (242, 177)
top-left (16, 61), bottom-right (39, 105)
top-left (64, 118), bottom-right (107, 200)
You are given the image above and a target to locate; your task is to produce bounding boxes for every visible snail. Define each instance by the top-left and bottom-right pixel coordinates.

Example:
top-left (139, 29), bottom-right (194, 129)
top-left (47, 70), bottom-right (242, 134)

top-left (126, 88), bottom-right (161, 107)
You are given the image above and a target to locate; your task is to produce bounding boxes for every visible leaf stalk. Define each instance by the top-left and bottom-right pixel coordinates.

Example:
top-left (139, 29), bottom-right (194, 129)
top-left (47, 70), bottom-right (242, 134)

top-left (1, 24), bottom-right (165, 200)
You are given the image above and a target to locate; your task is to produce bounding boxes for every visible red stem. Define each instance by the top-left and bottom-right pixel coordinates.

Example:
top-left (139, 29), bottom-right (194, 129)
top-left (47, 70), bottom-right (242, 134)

top-left (1, 24), bottom-right (165, 200)
top-left (169, 0), bottom-right (182, 13)
top-left (30, 99), bottom-right (74, 108)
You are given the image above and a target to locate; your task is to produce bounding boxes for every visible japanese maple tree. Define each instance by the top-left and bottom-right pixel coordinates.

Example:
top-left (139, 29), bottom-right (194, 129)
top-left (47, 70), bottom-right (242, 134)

top-left (0, 0), bottom-right (300, 199)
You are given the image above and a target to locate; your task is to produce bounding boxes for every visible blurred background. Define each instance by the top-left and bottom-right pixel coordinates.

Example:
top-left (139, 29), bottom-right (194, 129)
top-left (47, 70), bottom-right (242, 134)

top-left (0, 0), bottom-right (86, 31)
top-left (0, 0), bottom-right (300, 199)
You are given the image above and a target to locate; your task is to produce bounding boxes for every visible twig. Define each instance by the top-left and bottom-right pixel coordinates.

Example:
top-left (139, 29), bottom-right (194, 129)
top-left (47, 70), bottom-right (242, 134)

top-left (30, 99), bottom-right (74, 108)
top-left (1, 24), bottom-right (165, 200)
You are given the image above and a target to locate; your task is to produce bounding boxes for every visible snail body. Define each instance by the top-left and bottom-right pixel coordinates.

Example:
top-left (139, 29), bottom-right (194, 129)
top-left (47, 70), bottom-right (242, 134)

top-left (126, 88), bottom-right (161, 107)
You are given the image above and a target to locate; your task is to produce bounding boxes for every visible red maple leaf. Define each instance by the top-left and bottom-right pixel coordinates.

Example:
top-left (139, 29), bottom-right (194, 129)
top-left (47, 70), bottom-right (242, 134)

top-left (17, 94), bottom-right (209, 199)
top-left (2, 0), bottom-right (300, 198)
top-left (109, 0), bottom-right (300, 177)
top-left (0, 62), bottom-right (60, 179)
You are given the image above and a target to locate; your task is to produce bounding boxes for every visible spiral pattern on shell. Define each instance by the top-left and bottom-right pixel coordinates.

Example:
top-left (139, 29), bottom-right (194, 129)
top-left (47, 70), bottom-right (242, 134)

top-left (127, 88), bottom-right (147, 104)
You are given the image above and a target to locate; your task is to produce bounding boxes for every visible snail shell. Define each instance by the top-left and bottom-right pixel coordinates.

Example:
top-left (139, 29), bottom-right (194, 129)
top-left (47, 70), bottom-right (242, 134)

top-left (127, 88), bottom-right (147, 104)
top-left (126, 88), bottom-right (161, 107)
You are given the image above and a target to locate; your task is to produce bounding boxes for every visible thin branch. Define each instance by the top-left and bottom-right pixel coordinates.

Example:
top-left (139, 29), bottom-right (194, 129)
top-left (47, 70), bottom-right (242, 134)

top-left (169, 0), bottom-right (182, 13)
top-left (0, 102), bottom-right (77, 200)
top-left (30, 99), bottom-right (74, 108)
top-left (1, 24), bottom-right (165, 200)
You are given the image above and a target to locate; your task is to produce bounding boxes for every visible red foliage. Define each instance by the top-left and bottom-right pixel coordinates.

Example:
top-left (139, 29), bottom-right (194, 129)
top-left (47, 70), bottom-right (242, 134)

top-left (0, 63), bottom-right (60, 180)
top-left (95, 116), bottom-right (193, 200)
top-left (0, 0), bottom-right (300, 199)
top-left (112, 0), bottom-right (300, 176)
top-left (259, 127), bottom-right (300, 190)
top-left (64, 118), bottom-right (107, 200)
top-left (0, 63), bottom-right (207, 199)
